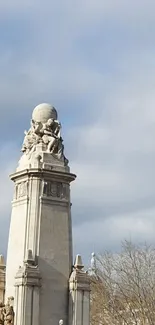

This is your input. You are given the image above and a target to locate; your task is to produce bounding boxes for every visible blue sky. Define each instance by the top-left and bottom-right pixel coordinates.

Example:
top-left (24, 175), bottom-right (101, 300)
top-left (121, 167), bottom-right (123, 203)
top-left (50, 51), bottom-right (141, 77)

top-left (0, 0), bottom-right (155, 264)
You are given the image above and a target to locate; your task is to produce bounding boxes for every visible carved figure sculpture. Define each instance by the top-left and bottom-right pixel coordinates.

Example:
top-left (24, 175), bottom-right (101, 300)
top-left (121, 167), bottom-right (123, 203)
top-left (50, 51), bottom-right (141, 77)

top-left (4, 305), bottom-right (14, 325)
top-left (21, 119), bottom-right (42, 154)
top-left (4, 298), bottom-right (14, 325)
top-left (41, 118), bottom-right (61, 153)
top-left (20, 104), bottom-right (68, 164)
top-left (0, 303), bottom-right (5, 325)
top-left (0, 298), bottom-right (14, 325)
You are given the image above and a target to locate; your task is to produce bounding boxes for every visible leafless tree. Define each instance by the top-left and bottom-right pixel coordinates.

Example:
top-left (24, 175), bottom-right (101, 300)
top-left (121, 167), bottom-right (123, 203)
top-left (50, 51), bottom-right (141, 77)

top-left (90, 240), bottom-right (155, 325)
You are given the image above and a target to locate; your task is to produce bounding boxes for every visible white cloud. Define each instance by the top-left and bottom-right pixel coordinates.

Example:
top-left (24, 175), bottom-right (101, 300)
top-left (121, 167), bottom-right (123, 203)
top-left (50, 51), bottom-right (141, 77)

top-left (73, 207), bottom-right (155, 262)
top-left (68, 63), bottom-right (155, 259)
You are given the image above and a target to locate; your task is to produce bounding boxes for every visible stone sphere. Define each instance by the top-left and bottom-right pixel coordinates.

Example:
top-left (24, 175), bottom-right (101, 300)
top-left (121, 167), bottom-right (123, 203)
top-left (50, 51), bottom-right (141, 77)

top-left (32, 103), bottom-right (58, 123)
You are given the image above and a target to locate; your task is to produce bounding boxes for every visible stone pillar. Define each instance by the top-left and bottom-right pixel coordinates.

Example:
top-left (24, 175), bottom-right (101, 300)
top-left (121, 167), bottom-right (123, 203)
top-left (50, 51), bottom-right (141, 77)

top-left (5, 103), bottom-right (76, 325)
top-left (69, 255), bottom-right (90, 325)
top-left (0, 255), bottom-right (5, 303)
top-left (6, 159), bottom-right (75, 325)
top-left (14, 250), bottom-right (41, 325)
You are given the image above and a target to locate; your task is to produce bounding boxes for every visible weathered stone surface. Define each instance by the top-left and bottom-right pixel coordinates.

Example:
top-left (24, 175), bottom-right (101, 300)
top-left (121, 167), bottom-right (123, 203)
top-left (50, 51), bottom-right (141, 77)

top-left (5, 103), bottom-right (76, 325)
top-left (32, 103), bottom-right (58, 123)
top-left (69, 255), bottom-right (90, 325)
top-left (0, 297), bottom-right (14, 325)
top-left (0, 255), bottom-right (5, 304)
top-left (14, 252), bottom-right (40, 325)
top-left (20, 103), bottom-right (68, 167)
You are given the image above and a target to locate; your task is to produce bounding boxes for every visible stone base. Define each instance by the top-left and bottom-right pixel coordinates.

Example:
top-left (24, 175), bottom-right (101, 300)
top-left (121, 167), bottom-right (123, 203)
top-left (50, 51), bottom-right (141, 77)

top-left (17, 143), bottom-right (70, 173)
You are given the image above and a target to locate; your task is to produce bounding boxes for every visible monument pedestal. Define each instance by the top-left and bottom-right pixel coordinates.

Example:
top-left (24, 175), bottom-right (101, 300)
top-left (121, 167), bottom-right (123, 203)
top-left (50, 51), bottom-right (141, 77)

top-left (5, 103), bottom-right (90, 325)
top-left (6, 160), bottom-right (75, 325)
top-left (14, 250), bottom-right (41, 325)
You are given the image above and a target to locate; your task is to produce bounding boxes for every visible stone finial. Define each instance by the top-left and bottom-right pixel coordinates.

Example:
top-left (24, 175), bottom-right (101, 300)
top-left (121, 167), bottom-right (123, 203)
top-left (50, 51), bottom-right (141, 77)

top-left (74, 254), bottom-right (84, 270)
top-left (69, 255), bottom-right (91, 325)
top-left (0, 255), bottom-right (5, 267)
top-left (59, 320), bottom-right (63, 325)
top-left (24, 249), bottom-right (35, 265)
top-left (0, 255), bottom-right (5, 305)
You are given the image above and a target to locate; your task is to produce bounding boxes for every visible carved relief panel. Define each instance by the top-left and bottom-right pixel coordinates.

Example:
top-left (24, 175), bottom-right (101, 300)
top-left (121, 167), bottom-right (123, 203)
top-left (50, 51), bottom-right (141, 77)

top-left (14, 181), bottom-right (28, 200)
top-left (43, 181), bottom-right (69, 200)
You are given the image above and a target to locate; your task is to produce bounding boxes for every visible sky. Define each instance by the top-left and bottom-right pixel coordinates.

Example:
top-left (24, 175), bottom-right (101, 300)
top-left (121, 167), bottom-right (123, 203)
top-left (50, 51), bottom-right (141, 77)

top-left (0, 0), bottom-right (155, 265)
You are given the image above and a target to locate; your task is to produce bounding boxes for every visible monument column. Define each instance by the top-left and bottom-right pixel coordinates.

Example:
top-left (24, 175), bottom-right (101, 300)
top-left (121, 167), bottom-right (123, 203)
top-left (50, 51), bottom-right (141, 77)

top-left (5, 103), bottom-right (76, 325)
top-left (69, 255), bottom-right (90, 325)
top-left (14, 250), bottom-right (41, 325)
top-left (0, 255), bottom-right (5, 303)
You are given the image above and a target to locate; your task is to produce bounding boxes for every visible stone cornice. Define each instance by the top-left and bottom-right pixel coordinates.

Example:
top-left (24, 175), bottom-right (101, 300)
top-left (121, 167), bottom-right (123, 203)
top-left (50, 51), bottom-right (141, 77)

top-left (15, 264), bottom-right (41, 287)
top-left (69, 269), bottom-right (91, 292)
top-left (10, 168), bottom-right (76, 183)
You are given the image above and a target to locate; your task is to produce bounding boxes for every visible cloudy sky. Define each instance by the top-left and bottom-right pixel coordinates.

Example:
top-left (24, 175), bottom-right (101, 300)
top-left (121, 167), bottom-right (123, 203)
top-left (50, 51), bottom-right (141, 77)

top-left (0, 0), bottom-right (155, 264)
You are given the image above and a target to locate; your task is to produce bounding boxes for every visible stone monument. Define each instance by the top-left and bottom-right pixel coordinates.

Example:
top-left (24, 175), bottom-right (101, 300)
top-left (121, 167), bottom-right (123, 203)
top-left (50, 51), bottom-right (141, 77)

top-left (2, 103), bottom-right (90, 325)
